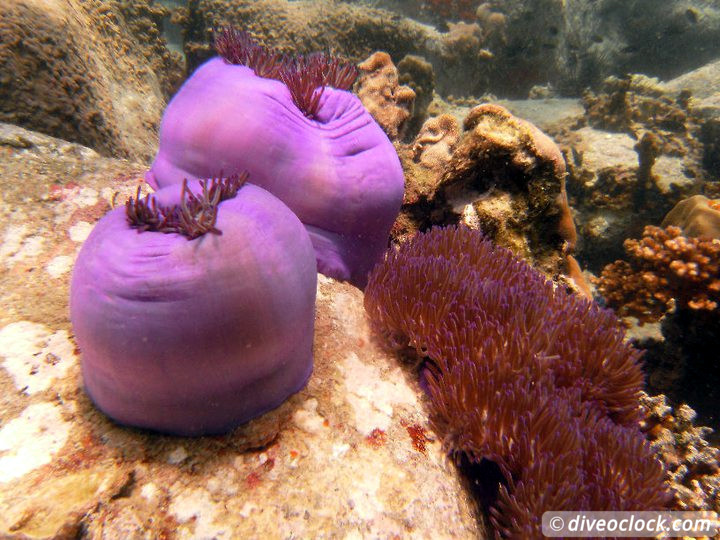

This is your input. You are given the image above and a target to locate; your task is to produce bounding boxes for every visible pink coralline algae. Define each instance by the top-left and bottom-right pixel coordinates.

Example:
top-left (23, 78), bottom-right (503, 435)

top-left (70, 176), bottom-right (317, 436)
top-left (365, 226), bottom-right (671, 537)
top-left (146, 29), bottom-right (404, 288)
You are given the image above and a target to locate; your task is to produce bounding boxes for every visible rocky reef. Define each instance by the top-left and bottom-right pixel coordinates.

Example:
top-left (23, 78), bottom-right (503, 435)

top-left (0, 0), bottom-right (183, 161)
top-left (374, 0), bottom-right (720, 97)
top-left (165, 0), bottom-right (720, 100)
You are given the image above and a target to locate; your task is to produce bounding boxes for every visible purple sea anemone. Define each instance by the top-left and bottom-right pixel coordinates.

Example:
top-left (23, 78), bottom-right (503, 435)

top-left (364, 226), bottom-right (671, 537)
top-left (146, 29), bottom-right (404, 288)
top-left (70, 176), bottom-right (317, 436)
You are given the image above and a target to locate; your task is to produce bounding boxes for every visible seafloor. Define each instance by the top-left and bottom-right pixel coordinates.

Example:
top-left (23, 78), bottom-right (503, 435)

top-left (1, 0), bottom-right (719, 538)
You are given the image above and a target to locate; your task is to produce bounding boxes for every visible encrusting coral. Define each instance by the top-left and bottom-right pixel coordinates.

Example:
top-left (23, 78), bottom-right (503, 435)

top-left (365, 225), bottom-right (671, 537)
top-left (411, 114), bottom-right (460, 170)
top-left (356, 51), bottom-right (417, 141)
top-left (662, 194), bottom-right (720, 239)
top-left (71, 176), bottom-right (317, 436)
top-left (597, 225), bottom-right (720, 323)
top-left (398, 103), bottom-right (587, 296)
top-left (146, 28), bottom-right (404, 287)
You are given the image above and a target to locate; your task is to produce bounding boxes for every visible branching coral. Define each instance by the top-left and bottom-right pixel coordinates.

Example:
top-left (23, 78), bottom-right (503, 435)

top-left (365, 226), bottom-right (670, 537)
top-left (597, 225), bottom-right (720, 323)
top-left (642, 394), bottom-right (720, 513)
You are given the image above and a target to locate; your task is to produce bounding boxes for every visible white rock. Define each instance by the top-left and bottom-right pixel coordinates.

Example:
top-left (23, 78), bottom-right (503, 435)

top-left (0, 402), bottom-right (71, 483)
top-left (0, 321), bottom-right (75, 394)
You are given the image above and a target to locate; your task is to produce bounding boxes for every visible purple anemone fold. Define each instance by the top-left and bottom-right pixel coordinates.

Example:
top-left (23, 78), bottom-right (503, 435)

top-left (146, 56), bottom-right (405, 287)
top-left (70, 180), bottom-right (317, 436)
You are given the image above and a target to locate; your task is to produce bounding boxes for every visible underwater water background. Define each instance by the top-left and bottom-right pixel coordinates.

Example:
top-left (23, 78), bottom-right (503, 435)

top-left (1, 0), bottom-right (719, 538)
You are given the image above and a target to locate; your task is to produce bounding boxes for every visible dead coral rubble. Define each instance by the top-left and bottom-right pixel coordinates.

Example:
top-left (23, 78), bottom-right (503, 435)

top-left (365, 226), bottom-right (670, 538)
top-left (597, 225), bottom-right (720, 323)
top-left (642, 394), bottom-right (720, 513)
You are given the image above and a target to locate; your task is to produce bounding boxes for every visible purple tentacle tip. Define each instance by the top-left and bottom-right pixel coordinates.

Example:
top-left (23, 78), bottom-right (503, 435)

top-left (147, 37), bottom-right (404, 288)
top-left (70, 178), bottom-right (318, 436)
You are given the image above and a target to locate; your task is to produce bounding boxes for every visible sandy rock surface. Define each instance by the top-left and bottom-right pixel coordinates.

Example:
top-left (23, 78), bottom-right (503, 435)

top-left (0, 123), bottom-right (482, 539)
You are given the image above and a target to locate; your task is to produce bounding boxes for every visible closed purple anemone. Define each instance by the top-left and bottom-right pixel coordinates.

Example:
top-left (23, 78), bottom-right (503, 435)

top-left (146, 55), bottom-right (405, 288)
top-left (70, 179), bottom-right (317, 436)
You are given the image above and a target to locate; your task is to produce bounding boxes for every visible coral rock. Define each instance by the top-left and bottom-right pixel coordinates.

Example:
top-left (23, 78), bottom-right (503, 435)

top-left (442, 22), bottom-right (483, 57)
top-left (0, 0), bottom-right (181, 161)
top-left (0, 123), bottom-right (482, 538)
top-left (444, 103), bottom-right (576, 264)
top-left (356, 52), bottom-right (417, 141)
top-left (461, 103), bottom-right (566, 179)
top-left (399, 103), bottom-right (579, 290)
